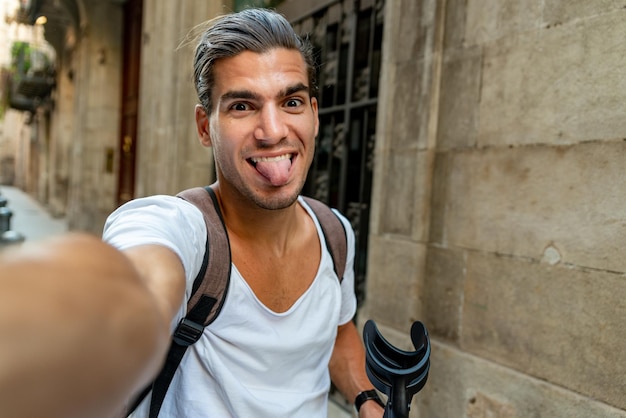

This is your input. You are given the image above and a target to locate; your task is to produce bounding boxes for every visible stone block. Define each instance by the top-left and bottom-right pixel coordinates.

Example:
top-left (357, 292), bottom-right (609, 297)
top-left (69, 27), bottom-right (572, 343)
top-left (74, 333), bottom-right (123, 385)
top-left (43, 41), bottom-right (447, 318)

top-left (465, 0), bottom-right (543, 45)
top-left (466, 391), bottom-right (516, 418)
top-left (422, 246), bottom-right (465, 343)
top-left (437, 46), bottom-right (482, 150)
top-left (386, 59), bottom-right (432, 152)
top-left (385, 0), bottom-right (438, 64)
top-left (411, 150), bottom-right (435, 242)
top-left (378, 149), bottom-right (433, 241)
top-left (428, 151), bottom-right (451, 245)
top-left (365, 235), bottom-right (425, 327)
top-left (461, 253), bottom-right (626, 409)
top-left (379, 149), bottom-right (417, 236)
top-left (442, 0), bottom-right (468, 51)
top-left (479, 12), bottom-right (626, 146)
top-left (379, 0), bottom-right (441, 156)
top-left (418, 341), bottom-right (626, 418)
top-left (543, 0), bottom-right (624, 27)
top-left (373, 57), bottom-right (395, 157)
top-left (435, 141), bottom-right (626, 272)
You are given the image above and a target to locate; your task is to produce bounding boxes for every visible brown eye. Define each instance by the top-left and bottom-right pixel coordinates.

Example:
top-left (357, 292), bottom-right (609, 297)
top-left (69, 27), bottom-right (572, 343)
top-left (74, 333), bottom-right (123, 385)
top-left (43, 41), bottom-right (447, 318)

top-left (231, 103), bottom-right (250, 111)
top-left (285, 99), bottom-right (302, 107)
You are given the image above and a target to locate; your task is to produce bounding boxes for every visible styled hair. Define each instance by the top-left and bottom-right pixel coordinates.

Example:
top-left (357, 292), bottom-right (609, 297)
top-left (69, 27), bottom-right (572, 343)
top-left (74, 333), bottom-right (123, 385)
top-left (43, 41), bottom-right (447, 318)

top-left (193, 8), bottom-right (317, 114)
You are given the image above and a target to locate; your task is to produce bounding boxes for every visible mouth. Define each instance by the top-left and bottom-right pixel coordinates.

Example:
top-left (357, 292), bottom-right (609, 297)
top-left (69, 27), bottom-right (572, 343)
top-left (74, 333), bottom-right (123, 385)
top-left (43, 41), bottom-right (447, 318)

top-left (248, 153), bottom-right (295, 186)
top-left (249, 153), bottom-right (293, 165)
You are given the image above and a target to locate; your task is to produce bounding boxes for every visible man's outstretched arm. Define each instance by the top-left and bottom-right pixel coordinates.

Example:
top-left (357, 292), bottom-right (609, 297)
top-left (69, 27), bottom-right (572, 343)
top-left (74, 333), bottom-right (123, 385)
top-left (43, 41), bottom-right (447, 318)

top-left (0, 233), bottom-right (185, 418)
top-left (329, 320), bottom-right (384, 418)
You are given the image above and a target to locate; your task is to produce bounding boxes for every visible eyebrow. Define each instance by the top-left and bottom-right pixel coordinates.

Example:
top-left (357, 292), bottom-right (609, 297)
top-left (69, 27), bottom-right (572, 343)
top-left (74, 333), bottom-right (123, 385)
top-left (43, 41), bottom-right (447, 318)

top-left (280, 83), bottom-right (309, 98)
top-left (220, 83), bottom-right (310, 103)
top-left (220, 90), bottom-right (260, 102)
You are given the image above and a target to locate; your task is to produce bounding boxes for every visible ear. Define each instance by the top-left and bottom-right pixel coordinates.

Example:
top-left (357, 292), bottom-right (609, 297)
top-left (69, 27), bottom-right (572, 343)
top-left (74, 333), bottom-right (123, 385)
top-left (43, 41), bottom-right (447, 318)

top-left (195, 104), bottom-right (212, 147)
top-left (311, 97), bottom-right (319, 138)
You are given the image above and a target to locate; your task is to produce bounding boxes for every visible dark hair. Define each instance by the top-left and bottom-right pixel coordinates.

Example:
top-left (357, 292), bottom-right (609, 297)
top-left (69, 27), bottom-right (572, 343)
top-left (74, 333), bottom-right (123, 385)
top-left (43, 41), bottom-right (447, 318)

top-left (193, 8), bottom-right (317, 114)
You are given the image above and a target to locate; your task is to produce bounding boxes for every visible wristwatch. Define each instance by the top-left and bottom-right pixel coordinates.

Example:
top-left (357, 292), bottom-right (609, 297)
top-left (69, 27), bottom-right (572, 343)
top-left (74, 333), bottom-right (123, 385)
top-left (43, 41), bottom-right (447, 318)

top-left (354, 389), bottom-right (385, 412)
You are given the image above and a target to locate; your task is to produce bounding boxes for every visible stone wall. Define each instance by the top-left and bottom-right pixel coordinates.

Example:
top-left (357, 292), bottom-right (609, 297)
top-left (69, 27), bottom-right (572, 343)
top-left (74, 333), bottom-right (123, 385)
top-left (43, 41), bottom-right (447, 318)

top-left (363, 0), bottom-right (626, 416)
top-left (46, 46), bottom-right (74, 217)
top-left (134, 0), bottom-right (223, 198)
top-left (62, 1), bottom-right (227, 232)
top-left (64, 0), bottom-right (122, 232)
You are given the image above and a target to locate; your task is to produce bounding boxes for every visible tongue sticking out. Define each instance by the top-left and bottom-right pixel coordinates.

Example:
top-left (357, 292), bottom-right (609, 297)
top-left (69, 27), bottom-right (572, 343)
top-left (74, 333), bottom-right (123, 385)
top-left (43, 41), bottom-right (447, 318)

top-left (254, 156), bottom-right (292, 186)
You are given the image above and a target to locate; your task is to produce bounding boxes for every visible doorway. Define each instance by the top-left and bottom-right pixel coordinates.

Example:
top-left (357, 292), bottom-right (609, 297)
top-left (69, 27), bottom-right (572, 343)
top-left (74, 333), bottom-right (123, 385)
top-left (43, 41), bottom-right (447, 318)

top-left (117, 0), bottom-right (143, 205)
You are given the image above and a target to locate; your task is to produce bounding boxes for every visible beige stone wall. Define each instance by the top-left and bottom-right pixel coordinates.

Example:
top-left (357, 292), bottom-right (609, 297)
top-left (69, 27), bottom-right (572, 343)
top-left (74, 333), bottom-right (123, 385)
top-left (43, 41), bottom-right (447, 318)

top-left (364, 0), bottom-right (626, 416)
top-left (62, 0), bottom-right (123, 232)
top-left (134, 1), bottom-right (227, 198)
top-left (46, 48), bottom-right (75, 217)
top-left (55, 1), bottom-right (229, 232)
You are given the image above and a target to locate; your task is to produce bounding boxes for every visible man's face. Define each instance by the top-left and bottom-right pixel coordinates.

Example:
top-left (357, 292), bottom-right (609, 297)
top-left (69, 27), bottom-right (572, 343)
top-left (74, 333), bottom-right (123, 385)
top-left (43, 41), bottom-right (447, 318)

top-left (198, 48), bottom-right (319, 210)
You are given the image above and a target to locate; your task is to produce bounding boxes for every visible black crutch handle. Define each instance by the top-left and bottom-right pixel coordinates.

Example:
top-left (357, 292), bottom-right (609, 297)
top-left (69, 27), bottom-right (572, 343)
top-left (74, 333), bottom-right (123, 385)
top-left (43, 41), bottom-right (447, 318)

top-left (363, 320), bottom-right (430, 418)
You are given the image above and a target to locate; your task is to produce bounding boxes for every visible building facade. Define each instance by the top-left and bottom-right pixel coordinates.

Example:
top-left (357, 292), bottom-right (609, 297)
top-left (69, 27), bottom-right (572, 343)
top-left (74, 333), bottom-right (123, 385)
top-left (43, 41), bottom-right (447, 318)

top-left (1, 0), bottom-right (625, 417)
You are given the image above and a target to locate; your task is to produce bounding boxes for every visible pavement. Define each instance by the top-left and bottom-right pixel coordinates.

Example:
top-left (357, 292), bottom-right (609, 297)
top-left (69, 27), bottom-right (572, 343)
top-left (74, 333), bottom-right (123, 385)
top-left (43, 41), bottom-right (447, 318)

top-left (0, 185), bottom-right (354, 417)
top-left (329, 397), bottom-right (355, 418)
top-left (0, 185), bottom-right (68, 243)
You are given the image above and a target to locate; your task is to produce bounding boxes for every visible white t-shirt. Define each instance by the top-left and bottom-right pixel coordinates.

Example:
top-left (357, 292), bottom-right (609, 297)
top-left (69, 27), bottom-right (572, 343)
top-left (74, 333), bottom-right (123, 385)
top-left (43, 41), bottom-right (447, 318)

top-left (103, 195), bottom-right (357, 418)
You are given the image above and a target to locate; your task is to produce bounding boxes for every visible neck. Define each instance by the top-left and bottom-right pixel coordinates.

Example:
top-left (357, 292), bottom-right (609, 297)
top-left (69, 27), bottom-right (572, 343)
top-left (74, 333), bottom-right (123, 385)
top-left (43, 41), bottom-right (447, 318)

top-left (211, 183), bottom-right (304, 250)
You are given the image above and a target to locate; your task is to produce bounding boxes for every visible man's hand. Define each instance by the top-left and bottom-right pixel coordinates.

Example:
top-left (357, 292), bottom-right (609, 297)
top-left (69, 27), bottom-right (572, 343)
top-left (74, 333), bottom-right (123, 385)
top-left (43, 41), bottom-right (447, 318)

top-left (0, 233), bottom-right (176, 418)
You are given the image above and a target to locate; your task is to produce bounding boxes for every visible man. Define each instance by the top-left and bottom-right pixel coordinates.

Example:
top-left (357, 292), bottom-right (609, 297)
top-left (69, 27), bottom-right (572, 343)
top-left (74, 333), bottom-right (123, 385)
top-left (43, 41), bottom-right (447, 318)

top-left (0, 8), bottom-right (384, 418)
top-left (106, 8), bottom-right (384, 417)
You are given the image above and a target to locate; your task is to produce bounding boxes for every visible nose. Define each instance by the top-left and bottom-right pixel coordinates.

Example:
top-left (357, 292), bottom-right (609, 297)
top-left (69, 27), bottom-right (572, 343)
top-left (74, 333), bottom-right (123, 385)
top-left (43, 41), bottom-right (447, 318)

top-left (254, 105), bottom-right (288, 144)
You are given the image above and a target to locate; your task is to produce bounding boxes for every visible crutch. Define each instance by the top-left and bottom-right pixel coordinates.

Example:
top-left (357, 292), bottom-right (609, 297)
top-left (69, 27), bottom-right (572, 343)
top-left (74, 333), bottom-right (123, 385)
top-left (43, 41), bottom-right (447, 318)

top-left (363, 320), bottom-right (430, 418)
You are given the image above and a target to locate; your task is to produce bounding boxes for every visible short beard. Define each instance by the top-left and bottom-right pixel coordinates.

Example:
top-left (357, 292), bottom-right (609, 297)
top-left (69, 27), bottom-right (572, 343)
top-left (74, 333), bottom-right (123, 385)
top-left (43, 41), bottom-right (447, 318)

top-left (240, 174), bottom-right (306, 210)
top-left (245, 186), bottom-right (302, 210)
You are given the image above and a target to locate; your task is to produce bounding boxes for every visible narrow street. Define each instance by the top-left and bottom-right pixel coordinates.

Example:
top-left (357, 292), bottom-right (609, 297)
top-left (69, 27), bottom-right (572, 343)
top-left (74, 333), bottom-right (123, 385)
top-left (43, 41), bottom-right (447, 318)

top-left (0, 185), bottom-right (68, 243)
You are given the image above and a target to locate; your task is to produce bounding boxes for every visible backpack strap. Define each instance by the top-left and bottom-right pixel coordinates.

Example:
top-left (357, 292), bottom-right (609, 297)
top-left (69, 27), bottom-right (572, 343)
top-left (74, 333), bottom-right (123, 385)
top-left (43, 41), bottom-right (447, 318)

top-left (129, 186), bottom-right (231, 418)
top-left (176, 186), bottom-right (231, 325)
top-left (302, 196), bottom-right (347, 281)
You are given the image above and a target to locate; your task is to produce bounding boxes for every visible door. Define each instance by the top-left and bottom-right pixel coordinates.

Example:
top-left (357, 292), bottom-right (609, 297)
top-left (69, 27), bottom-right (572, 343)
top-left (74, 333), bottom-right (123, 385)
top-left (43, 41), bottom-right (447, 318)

top-left (117, 0), bottom-right (143, 205)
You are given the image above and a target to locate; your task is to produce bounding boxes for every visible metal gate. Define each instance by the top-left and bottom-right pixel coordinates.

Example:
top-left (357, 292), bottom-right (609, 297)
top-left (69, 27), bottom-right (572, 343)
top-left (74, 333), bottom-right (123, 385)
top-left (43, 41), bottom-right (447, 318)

top-left (290, 0), bottom-right (385, 307)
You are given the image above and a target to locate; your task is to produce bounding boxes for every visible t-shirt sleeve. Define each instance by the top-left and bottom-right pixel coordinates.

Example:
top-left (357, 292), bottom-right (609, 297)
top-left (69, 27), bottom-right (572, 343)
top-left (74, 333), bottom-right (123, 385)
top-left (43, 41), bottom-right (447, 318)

top-left (102, 195), bottom-right (207, 330)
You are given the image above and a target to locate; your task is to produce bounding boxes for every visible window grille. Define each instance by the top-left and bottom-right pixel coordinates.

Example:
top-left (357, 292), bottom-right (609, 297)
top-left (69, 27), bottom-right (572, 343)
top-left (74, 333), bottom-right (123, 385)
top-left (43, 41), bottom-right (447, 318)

top-left (293, 0), bottom-right (385, 307)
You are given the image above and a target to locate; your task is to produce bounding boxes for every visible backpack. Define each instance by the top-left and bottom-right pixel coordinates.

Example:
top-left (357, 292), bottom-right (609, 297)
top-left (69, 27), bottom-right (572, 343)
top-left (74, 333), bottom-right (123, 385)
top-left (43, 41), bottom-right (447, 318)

top-left (129, 186), bottom-right (348, 418)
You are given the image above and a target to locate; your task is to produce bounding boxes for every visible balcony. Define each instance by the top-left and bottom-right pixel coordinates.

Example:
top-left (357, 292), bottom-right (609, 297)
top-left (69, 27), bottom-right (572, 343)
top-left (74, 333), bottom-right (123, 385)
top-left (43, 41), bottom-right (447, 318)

top-left (7, 42), bottom-right (55, 112)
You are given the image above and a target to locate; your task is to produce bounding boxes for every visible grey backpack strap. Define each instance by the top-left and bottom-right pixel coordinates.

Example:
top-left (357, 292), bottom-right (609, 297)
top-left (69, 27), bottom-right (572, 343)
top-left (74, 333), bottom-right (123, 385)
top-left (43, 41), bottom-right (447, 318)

top-left (302, 196), bottom-right (347, 281)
